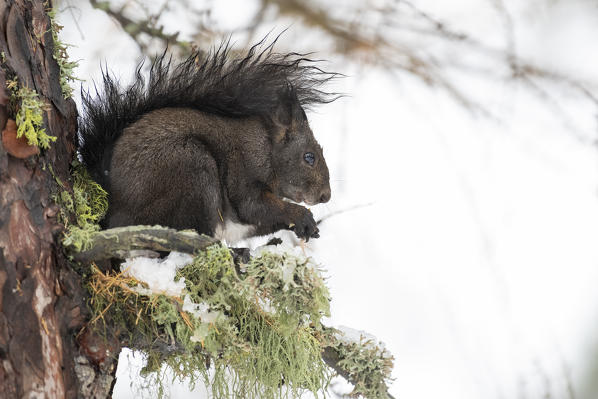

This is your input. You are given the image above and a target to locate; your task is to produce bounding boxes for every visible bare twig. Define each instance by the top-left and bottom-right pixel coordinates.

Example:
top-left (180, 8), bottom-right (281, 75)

top-left (317, 202), bottom-right (374, 226)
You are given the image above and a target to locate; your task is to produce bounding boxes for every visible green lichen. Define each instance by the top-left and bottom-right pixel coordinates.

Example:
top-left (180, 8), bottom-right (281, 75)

top-left (47, 6), bottom-right (79, 98)
top-left (87, 245), bottom-right (333, 399)
top-left (72, 162), bottom-right (109, 226)
top-left (326, 329), bottom-right (395, 398)
top-left (13, 86), bottom-right (56, 149)
top-left (60, 190), bottom-right (75, 213)
top-left (245, 249), bottom-right (331, 332)
top-left (61, 162), bottom-right (108, 252)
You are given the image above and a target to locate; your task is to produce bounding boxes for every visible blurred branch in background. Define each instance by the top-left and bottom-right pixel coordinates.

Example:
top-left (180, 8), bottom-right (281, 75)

top-left (87, 0), bottom-right (216, 56)
top-left (75, 0), bottom-right (598, 126)
top-left (88, 0), bottom-right (184, 53)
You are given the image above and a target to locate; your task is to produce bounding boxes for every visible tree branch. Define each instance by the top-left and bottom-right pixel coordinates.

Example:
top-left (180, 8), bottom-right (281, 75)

top-left (67, 224), bottom-right (395, 398)
top-left (66, 225), bottom-right (219, 263)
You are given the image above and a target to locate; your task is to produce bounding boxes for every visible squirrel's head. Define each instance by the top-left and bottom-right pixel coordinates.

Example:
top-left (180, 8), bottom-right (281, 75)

top-left (269, 94), bottom-right (331, 206)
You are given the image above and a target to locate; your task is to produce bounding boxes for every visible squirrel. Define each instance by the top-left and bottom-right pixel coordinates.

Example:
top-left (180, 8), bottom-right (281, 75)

top-left (78, 40), bottom-right (339, 243)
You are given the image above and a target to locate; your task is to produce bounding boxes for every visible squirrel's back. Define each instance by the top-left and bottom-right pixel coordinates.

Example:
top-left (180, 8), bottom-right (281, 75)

top-left (78, 39), bottom-right (338, 189)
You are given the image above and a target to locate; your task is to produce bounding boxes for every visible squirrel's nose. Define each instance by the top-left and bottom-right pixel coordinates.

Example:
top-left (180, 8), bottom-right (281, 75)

top-left (319, 188), bottom-right (331, 203)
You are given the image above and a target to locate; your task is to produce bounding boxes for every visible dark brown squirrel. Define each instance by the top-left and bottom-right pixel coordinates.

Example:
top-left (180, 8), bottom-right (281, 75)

top-left (78, 40), bottom-right (339, 242)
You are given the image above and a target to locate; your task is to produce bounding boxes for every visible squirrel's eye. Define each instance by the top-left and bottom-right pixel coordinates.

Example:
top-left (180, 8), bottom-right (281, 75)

top-left (303, 152), bottom-right (315, 166)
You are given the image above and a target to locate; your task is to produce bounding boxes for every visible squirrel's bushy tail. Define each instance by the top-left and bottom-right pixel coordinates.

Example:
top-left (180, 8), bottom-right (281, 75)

top-left (78, 38), bottom-right (340, 188)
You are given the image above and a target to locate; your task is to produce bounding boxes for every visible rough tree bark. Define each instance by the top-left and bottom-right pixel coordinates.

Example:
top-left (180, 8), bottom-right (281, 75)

top-left (0, 1), bottom-right (115, 398)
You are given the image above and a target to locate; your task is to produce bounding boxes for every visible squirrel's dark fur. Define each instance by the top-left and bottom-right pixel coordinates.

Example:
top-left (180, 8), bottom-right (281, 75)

top-left (78, 39), bottom-right (338, 242)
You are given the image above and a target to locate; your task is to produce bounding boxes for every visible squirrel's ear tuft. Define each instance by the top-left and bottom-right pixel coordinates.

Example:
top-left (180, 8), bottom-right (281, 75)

top-left (269, 88), bottom-right (304, 143)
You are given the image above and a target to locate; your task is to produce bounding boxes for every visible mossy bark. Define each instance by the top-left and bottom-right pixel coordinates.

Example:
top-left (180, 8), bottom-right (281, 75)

top-left (68, 225), bottom-right (219, 263)
top-left (0, 1), bottom-right (113, 398)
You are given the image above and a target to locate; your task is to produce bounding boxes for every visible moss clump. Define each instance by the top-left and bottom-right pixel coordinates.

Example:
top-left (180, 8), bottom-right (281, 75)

top-left (180, 246), bottom-right (331, 397)
top-left (12, 85), bottom-right (56, 149)
top-left (244, 248), bottom-right (331, 332)
top-left (326, 329), bottom-right (395, 398)
top-left (47, 7), bottom-right (79, 99)
top-left (61, 162), bottom-right (108, 252)
top-left (72, 162), bottom-right (109, 226)
top-left (87, 245), bottom-right (333, 399)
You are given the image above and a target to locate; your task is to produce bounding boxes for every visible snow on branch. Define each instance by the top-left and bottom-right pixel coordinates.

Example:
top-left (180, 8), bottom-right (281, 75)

top-left (65, 224), bottom-right (394, 398)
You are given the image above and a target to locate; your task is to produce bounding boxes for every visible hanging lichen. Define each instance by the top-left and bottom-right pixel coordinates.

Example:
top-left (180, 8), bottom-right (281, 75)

top-left (86, 244), bottom-right (334, 399)
top-left (47, 6), bottom-right (79, 98)
top-left (324, 327), bottom-right (395, 398)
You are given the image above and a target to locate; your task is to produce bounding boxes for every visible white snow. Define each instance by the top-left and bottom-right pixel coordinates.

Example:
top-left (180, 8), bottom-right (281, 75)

top-left (250, 242), bottom-right (313, 262)
top-left (120, 251), bottom-right (194, 297)
top-left (120, 252), bottom-right (225, 325)
top-left (335, 325), bottom-right (390, 357)
top-left (181, 296), bottom-right (222, 323)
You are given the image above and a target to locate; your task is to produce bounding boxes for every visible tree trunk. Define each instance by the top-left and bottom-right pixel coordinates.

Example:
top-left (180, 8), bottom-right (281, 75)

top-left (0, 1), bottom-right (114, 397)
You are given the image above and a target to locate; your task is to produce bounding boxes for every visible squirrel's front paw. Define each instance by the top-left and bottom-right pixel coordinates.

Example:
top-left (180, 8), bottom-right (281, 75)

top-left (290, 207), bottom-right (319, 241)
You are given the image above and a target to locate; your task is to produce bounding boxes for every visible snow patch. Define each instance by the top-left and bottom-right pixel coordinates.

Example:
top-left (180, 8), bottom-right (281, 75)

top-left (182, 296), bottom-right (221, 323)
top-left (120, 251), bottom-right (194, 296)
top-left (251, 242), bottom-right (314, 262)
top-left (336, 325), bottom-right (392, 358)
